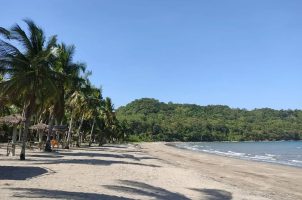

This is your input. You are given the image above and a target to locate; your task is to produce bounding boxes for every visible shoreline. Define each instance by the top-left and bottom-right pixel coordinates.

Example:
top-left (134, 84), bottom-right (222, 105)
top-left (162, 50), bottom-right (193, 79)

top-left (166, 141), bottom-right (302, 169)
top-left (1, 142), bottom-right (301, 199)
top-left (141, 142), bottom-right (302, 199)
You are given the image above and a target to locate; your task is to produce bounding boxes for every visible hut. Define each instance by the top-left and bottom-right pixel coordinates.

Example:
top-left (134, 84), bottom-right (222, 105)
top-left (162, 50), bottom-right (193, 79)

top-left (0, 114), bottom-right (25, 156)
top-left (29, 123), bottom-right (49, 145)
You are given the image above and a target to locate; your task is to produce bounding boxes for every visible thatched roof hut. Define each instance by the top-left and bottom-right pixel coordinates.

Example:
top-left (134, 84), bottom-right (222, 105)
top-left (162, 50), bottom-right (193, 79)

top-left (29, 124), bottom-right (67, 134)
top-left (29, 123), bottom-right (49, 130)
top-left (0, 114), bottom-right (25, 126)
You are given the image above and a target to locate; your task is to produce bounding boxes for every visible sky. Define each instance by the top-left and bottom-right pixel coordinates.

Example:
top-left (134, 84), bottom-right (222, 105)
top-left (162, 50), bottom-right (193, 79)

top-left (1, 0), bottom-right (301, 109)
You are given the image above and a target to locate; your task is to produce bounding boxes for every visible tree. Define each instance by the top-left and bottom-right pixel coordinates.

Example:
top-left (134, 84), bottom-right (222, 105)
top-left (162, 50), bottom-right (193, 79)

top-left (65, 89), bottom-right (87, 148)
top-left (101, 97), bottom-right (122, 143)
top-left (116, 98), bottom-right (302, 142)
top-left (0, 19), bottom-right (123, 151)
top-left (50, 43), bottom-right (86, 150)
top-left (53, 43), bottom-right (86, 123)
top-left (85, 87), bottom-right (103, 146)
top-left (0, 19), bottom-right (59, 160)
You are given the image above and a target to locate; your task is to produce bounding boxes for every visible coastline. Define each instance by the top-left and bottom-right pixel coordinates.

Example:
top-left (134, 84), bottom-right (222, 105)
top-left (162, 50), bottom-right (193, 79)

top-left (166, 141), bottom-right (302, 169)
top-left (1, 142), bottom-right (301, 199)
top-left (141, 142), bottom-right (302, 199)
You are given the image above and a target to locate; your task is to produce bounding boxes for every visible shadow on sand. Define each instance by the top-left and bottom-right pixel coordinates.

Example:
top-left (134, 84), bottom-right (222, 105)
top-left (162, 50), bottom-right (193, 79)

top-left (76, 145), bottom-right (128, 151)
top-left (0, 166), bottom-right (48, 180)
top-left (103, 180), bottom-right (190, 200)
top-left (9, 188), bottom-right (132, 200)
top-left (29, 154), bottom-right (64, 158)
top-left (32, 158), bottom-right (161, 168)
top-left (69, 147), bottom-right (142, 154)
top-left (104, 180), bottom-right (233, 200)
top-left (58, 151), bottom-right (158, 161)
top-left (190, 188), bottom-right (232, 200)
top-left (23, 150), bottom-right (161, 168)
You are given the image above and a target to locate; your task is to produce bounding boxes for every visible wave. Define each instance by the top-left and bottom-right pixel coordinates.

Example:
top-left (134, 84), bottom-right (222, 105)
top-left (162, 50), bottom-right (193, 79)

top-left (291, 160), bottom-right (302, 164)
top-left (175, 142), bottom-right (302, 168)
top-left (251, 155), bottom-right (276, 161)
top-left (265, 153), bottom-right (276, 157)
top-left (202, 150), bottom-right (246, 157)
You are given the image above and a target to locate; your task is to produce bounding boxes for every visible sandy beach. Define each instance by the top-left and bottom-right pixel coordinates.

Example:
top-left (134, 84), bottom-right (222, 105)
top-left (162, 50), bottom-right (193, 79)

top-left (0, 142), bottom-right (301, 200)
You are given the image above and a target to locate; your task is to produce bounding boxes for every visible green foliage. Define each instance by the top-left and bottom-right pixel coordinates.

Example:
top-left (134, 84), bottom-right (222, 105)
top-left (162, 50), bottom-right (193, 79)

top-left (117, 98), bottom-right (302, 142)
top-left (126, 133), bottom-right (153, 142)
top-left (0, 20), bottom-right (124, 151)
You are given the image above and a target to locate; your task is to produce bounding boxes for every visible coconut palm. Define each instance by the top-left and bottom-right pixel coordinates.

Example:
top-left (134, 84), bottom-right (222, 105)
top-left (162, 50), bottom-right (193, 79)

top-left (87, 87), bottom-right (103, 146)
top-left (65, 90), bottom-right (86, 148)
top-left (101, 97), bottom-right (121, 143)
top-left (43, 43), bottom-right (86, 151)
top-left (74, 80), bottom-right (94, 147)
top-left (52, 43), bottom-right (86, 122)
top-left (0, 19), bottom-right (59, 160)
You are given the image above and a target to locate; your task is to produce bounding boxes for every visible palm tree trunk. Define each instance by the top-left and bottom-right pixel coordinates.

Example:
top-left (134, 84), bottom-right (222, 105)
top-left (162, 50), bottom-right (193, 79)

top-left (20, 107), bottom-right (30, 160)
top-left (18, 125), bottom-right (22, 142)
top-left (45, 115), bottom-right (54, 152)
top-left (18, 105), bottom-right (26, 142)
top-left (77, 114), bottom-right (84, 147)
top-left (12, 124), bottom-right (17, 156)
top-left (89, 118), bottom-right (96, 146)
top-left (36, 119), bottom-right (43, 143)
top-left (38, 129), bottom-right (43, 142)
top-left (65, 114), bottom-right (73, 149)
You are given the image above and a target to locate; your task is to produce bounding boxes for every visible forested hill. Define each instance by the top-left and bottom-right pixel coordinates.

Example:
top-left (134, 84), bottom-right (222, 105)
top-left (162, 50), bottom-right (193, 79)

top-left (116, 98), bottom-right (302, 142)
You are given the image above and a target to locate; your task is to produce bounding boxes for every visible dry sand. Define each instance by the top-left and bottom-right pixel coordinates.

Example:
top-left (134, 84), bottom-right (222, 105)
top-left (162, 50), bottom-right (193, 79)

top-left (0, 142), bottom-right (301, 200)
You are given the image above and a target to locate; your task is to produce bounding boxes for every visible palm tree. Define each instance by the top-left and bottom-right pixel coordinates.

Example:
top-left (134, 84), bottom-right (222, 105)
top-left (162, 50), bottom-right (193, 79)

top-left (65, 90), bottom-right (85, 148)
top-left (0, 19), bottom-right (59, 160)
top-left (53, 43), bottom-right (86, 122)
top-left (101, 97), bottom-right (120, 143)
top-left (64, 71), bottom-right (98, 147)
top-left (87, 87), bottom-right (103, 146)
top-left (74, 80), bottom-right (92, 147)
top-left (49, 43), bottom-right (87, 149)
top-left (43, 43), bottom-right (86, 151)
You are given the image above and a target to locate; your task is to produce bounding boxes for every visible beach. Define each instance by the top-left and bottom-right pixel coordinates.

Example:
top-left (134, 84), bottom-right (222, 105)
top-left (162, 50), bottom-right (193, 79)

top-left (0, 142), bottom-right (301, 200)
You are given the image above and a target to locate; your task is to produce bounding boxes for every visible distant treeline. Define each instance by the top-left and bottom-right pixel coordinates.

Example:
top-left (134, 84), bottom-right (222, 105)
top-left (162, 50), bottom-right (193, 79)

top-left (116, 98), bottom-right (302, 142)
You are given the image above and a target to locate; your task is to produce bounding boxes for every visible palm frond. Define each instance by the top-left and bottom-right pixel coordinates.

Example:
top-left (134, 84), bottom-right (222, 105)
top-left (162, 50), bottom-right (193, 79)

top-left (0, 27), bottom-right (11, 39)
top-left (0, 39), bottom-right (23, 57)
top-left (24, 19), bottom-right (45, 54)
top-left (10, 24), bottom-right (33, 52)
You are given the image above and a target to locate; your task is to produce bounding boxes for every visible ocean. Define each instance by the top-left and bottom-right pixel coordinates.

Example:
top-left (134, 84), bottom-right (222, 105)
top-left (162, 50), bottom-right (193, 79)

top-left (175, 141), bottom-right (302, 168)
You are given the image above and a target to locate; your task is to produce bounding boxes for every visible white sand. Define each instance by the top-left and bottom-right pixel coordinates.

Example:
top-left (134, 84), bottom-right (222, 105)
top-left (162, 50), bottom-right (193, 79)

top-left (0, 142), bottom-right (301, 200)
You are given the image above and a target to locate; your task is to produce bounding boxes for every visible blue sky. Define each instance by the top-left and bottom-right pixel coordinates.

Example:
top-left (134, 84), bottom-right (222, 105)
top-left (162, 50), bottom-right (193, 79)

top-left (1, 0), bottom-right (301, 109)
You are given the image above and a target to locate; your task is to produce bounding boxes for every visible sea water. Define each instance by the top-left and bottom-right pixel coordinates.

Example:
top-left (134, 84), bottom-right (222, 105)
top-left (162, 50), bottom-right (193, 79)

top-left (175, 141), bottom-right (302, 168)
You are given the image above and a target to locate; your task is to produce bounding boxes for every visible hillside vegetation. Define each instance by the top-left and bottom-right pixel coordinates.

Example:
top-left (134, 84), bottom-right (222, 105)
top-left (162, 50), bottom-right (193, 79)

top-left (116, 98), bottom-right (302, 142)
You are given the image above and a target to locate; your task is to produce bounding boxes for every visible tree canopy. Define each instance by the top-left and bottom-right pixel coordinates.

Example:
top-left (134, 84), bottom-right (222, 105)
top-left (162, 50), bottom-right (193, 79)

top-left (0, 20), bottom-right (122, 159)
top-left (116, 98), bottom-right (302, 142)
